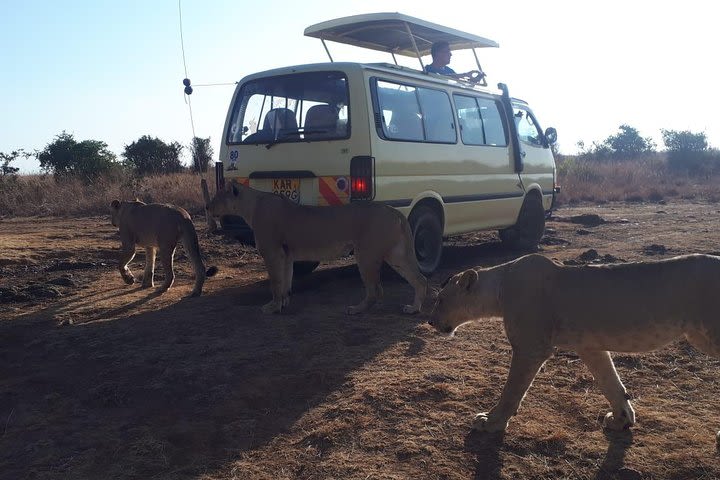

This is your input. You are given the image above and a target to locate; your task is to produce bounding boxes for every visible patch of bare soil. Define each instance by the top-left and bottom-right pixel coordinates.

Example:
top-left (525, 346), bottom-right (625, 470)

top-left (1, 201), bottom-right (719, 479)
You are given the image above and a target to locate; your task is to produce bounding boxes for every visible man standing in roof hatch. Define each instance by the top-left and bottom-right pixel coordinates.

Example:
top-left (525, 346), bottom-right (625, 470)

top-left (425, 41), bottom-right (485, 83)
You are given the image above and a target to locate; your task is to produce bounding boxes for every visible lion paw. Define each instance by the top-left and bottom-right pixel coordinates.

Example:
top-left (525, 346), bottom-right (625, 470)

top-left (261, 301), bottom-right (283, 314)
top-left (472, 413), bottom-right (508, 433)
top-left (602, 411), bottom-right (634, 431)
top-left (402, 304), bottom-right (420, 314)
top-left (346, 304), bottom-right (367, 315)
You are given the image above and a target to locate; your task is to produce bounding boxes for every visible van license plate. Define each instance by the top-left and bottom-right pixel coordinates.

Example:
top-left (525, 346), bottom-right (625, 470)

top-left (272, 178), bottom-right (300, 203)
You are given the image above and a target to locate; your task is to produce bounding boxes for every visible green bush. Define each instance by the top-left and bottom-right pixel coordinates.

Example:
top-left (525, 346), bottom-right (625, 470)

top-left (123, 136), bottom-right (184, 176)
top-left (37, 132), bottom-right (120, 178)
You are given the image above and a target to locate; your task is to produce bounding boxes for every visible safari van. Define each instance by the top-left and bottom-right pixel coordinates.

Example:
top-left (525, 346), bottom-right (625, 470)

top-left (215, 12), bottom-right (558, 274)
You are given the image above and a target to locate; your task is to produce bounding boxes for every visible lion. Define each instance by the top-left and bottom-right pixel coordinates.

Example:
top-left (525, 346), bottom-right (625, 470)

top-left (429, 253), bottom-right (720, 445)
top-left (206, 183), bottom-right (427, 315)
top-left (110, 200), bottom-right (218, 297)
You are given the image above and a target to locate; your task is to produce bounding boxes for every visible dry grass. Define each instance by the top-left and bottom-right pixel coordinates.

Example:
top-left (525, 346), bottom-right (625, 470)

top-left (0, 172), bottom-right (210, 217)
top-left (556, 153), bottom-right (720, 205)
top-left (4, 155), bottom-right (720, 219)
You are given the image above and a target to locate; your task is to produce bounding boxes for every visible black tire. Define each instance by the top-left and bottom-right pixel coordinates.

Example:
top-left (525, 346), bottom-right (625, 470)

top-left (499, 193), bottom-right (545, 251)
top-left (409, 205), bottom-right (443, 275)
top-left (219, 215), bottom-right (255, 245)
top-left (293, 261), bottom-right (319, 276)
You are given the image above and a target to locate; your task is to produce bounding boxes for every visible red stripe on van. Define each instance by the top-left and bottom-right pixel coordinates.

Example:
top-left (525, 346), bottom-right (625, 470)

top-left (318, 177), bottom-right (343, 206)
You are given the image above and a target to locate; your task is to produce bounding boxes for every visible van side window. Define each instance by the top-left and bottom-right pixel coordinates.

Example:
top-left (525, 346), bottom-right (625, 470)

top-left (373, 79), bottom-right (455, 144)
top-left (514, 107), bottom-right (543, 147)
top-left (418, 88), bottom-right (456, 143)
top-left (453, 94), bottom-right (507, 147)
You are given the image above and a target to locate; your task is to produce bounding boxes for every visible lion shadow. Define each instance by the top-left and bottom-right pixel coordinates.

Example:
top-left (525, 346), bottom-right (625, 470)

top-left (463, 429), bottom-right (506, 479)
top-left (463, 426), bottom-right (635, 479)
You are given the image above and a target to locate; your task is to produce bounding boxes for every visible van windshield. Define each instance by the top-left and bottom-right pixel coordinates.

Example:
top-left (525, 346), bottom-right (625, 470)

top-left (226, 71), bottom-right (350, 145)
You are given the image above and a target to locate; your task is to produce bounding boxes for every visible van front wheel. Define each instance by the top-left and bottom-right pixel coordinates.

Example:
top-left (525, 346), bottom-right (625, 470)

top-left (499, 193), bottom-right (545, 251)
top-left (409, 206), bottom-right (443, 275)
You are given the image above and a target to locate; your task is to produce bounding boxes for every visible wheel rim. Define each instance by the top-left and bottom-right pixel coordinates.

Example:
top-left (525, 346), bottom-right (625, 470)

top-left (414, 222), bottom-right (440, 269)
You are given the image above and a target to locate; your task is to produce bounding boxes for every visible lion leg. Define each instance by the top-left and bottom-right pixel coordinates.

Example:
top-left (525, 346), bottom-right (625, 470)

top-left (346, 249), bottom-right (382, 315)
top-left (577, 349), bottom-right (635, 430)
top-left (141, 247), bottom-right (156, 288)
top-left (118, 242), bottom-right (136, 285)
top-left (281, 256), bottom-right (293, 308)
top-left (260, 248), bottom-right (286, 314)
top-left (384, 240), bottom-right (427, 314)
top-left (157, 247), bottom-right (176, 293)
top-left (181, 231), bottom-right (207, 297)
top-left (683, 329), bottom-right (720, 447)
top-left (684, 328), bottom-right (720, 358)
top-left (473, 350), bottom-right (551, 432)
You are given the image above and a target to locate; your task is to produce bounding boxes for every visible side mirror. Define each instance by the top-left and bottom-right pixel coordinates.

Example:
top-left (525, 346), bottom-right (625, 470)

top-left (544, 127), bottom-right (558, 145)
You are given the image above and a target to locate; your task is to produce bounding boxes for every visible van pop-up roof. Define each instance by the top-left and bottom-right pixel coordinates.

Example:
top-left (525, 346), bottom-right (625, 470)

top-left (304, 12), bottom-right (499, 85)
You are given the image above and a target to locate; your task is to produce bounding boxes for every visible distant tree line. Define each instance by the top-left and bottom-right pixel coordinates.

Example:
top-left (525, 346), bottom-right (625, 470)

top-left (2, 126), bottom-right (718, 180)
top-left (566, 125), bottom-right (719, 175)
top-left (0, 132), bottom-right (214, 180)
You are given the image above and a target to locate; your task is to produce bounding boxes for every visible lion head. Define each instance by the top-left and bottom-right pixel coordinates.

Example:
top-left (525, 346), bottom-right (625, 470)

top-left (206, 183), bottom-right (246, 217)
top-left (429, 267), bottom-right (502, 335)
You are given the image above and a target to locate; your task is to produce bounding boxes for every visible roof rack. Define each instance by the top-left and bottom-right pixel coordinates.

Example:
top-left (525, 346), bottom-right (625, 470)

top-left (304, 12), bottom-right (499, 86)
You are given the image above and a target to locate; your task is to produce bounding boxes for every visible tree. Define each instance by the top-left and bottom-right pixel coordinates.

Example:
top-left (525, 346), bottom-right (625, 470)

top-left (605, 124), bottom-right (656, 158)
top-left (123, 136), bottom-right (184, 175)
top-left (661, 129), bottom-right (707, 153)
top-left (189, 136), bottom-right (213, 173)
top-left (0, 149), bottom-right (25, 176)
top-left (581, 125), bottom-right (656, 161)
top-left (662, 129), bottom-right (715, 175)
top-left (37, 132), bottom-right (118, 177)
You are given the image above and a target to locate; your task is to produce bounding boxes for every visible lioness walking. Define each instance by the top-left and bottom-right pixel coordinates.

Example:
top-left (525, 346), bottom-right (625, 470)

top-left (207, 183), bottom-right (427, 314)
top-left (430, 253), bottom-right (720, 445)
top-left (110, 200), bottom-right (217, 297)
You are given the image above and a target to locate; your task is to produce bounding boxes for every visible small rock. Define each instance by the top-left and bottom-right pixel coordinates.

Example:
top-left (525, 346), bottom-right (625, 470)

top-left (643, 244), bottom-right (667, 256)
top-left (570, 214), bottom-right (605, 227)
top-left (47, 277), bottom-right (76, 287)
top-left (578, 249), bottom-right (599, 262)
top-left (576, 229), bottom-right (592, 235)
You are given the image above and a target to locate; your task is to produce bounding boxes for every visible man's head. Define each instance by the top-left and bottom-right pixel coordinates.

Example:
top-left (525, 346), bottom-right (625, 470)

top-left (430, 41), bottom-right (452, 66)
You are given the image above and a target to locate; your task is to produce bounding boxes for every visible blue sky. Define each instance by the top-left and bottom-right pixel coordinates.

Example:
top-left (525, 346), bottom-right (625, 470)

top-left (2, 0), bottom-right (718, 172)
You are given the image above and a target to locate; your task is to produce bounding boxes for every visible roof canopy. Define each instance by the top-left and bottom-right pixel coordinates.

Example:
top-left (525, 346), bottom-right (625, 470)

top-left (304, 12), bottom-right (499, 58)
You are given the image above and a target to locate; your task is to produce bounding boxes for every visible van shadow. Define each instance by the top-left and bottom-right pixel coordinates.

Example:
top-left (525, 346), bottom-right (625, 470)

top-left (0, 266), bottom-right (423, 479)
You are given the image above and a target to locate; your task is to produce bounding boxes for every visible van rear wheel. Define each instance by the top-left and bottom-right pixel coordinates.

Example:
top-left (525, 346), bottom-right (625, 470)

top-left (409, 206), bottom-right (443, 275)
top-left (499, 193), bottom-right (545, 251)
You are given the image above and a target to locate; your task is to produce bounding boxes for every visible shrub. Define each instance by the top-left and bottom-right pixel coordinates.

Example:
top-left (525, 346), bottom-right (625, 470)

top-left (122, 136), bottom-right (184, 175)
top-left (36, 132), bottom-right (120, 178)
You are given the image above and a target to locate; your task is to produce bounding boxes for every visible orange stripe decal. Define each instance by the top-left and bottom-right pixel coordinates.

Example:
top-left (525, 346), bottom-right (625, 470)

top-left (318, 177), bottom-right (343, 206)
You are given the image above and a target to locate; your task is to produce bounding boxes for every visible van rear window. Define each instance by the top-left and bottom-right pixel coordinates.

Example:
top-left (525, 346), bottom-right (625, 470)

top-left (227, 71), bottom-right (350, 145)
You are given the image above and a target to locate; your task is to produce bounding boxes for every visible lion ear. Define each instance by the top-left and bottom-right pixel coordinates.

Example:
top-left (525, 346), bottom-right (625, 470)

top-left (111, 199), bottom-right (120, 210)
top-left (459, 269), bottom-right (478, 290)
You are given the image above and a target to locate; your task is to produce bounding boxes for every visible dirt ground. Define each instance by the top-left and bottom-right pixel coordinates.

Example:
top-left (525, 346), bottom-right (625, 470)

top-left (1, 200), bottom-right (719, 480)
